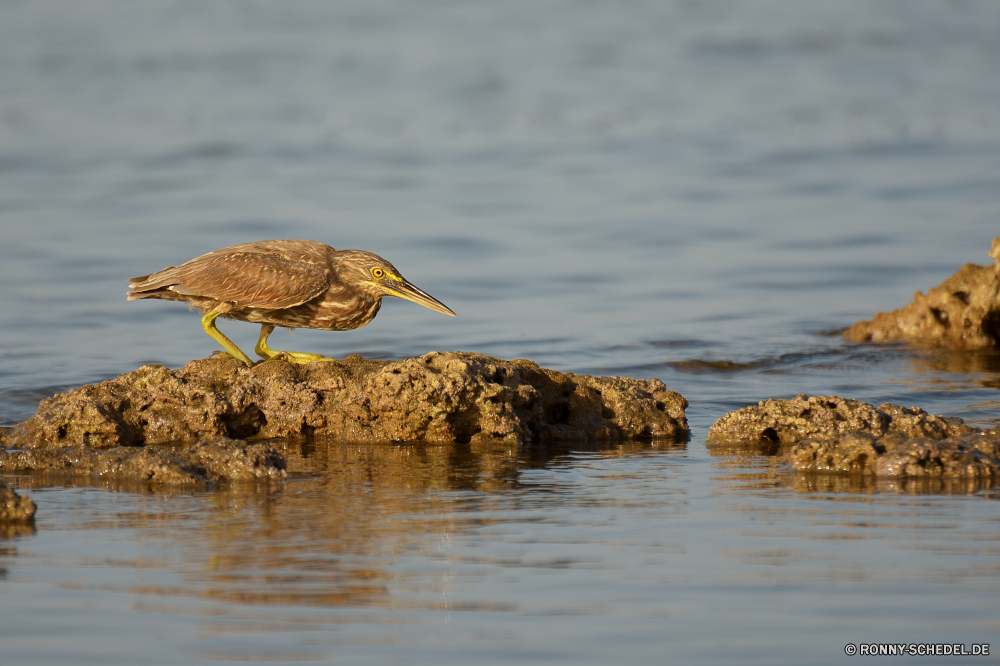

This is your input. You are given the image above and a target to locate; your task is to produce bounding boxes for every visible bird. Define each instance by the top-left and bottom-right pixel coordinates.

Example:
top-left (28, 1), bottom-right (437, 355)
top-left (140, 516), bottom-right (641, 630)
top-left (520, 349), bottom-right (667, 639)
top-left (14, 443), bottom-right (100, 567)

top-left (127, 239), bottom-right (456, 366)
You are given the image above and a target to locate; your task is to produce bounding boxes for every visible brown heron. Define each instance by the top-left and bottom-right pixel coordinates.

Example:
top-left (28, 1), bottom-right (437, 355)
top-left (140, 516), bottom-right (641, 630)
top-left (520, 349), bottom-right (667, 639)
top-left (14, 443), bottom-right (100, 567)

top-left (127, 239), bottom-right (456, 366)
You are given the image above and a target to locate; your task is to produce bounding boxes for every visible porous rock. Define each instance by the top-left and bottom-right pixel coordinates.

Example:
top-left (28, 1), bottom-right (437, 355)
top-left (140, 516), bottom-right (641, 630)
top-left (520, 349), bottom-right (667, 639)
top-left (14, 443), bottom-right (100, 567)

top-left (0, 436), bottom-right (286, 486)
top-left (707, 394), bottom-right (971, 446)
top-left (0, 483), bottom-right (36, 522)
top-left (708, 395), bottom-right (997, 479)
top-left (789, 431), bottom-right (1000, 477)
top-left (5, 352), bottom-right (688, 449)
top-left (844, 237), bottom-right (1000, 349)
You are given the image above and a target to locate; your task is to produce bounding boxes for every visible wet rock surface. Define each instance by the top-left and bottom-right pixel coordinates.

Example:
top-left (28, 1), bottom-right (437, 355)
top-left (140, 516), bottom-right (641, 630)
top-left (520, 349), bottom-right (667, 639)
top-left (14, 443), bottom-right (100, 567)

top-left (844, 237), bottom-right (1000, 349)
top-left (708, 394), bottom-right (971, 446)
top-left (789, 431), bottom-right (1000, 477)
top-left (5, 352), bottom-right (689, 450)
top-left (708, 395), bottom-right (998, 479)
top-left (0, 436), bottom-right (286, 488)
top-left (0, 482), bottom-right (36, 522)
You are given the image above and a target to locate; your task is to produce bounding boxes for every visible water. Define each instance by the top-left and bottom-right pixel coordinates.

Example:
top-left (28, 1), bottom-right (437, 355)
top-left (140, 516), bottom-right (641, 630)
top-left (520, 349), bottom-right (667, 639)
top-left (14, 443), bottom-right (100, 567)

top-left (2, 1), bottom-right (1000, 663)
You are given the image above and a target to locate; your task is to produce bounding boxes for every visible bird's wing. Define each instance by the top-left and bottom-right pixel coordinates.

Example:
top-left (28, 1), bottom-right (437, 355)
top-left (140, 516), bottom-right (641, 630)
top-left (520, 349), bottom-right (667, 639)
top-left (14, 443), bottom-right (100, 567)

top-left (165, 251), bottom-right (329, 309)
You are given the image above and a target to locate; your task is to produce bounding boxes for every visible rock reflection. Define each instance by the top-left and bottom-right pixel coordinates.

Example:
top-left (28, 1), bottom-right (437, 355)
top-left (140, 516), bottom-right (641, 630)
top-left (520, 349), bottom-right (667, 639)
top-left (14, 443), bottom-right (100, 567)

top-left (147, 437), bottom-right (531, 609)
top-left (0, 521), bottom-right (36, 540)
top-left (790, 473), bottom-right (999, 495)
top-left (909, 348), bottom-right (1000, 388)
top-left (3, 435), bottom-right (686, 614)
top-left (707, 441), bottom-right (1000, 496)
top-left (709, 456), bottom-right (789, 492)
top-left (288, 436), bottom-right (524, 493)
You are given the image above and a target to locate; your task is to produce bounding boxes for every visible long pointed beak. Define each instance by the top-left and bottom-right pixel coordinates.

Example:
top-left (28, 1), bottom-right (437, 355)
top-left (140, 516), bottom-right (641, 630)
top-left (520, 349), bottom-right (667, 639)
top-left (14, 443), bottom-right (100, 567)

top-left (386, 279), bottom-right (457, 317)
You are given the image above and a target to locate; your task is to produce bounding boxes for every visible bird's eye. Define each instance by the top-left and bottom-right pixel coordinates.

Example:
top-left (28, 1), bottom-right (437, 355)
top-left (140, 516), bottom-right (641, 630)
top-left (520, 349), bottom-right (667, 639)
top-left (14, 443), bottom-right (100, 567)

top-left (371, 268), bottom-right (385, 278)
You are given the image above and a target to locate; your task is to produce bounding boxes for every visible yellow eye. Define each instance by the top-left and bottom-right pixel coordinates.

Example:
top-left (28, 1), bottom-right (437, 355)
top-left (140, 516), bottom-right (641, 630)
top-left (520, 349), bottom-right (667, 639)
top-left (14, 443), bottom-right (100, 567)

top-left (371, 267), bottom-right (385, 278)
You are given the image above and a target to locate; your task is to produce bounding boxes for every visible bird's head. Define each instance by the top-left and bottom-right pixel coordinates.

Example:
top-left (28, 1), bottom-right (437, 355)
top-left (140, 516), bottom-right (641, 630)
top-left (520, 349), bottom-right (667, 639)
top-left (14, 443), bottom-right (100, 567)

top-left (339, 250), bottom-right (456, 317)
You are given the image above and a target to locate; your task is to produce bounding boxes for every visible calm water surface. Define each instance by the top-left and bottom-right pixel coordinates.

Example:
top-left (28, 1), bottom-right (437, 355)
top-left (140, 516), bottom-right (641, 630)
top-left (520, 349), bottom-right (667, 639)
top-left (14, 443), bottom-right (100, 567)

top-left (2, 1), bottom-right (1000, 664)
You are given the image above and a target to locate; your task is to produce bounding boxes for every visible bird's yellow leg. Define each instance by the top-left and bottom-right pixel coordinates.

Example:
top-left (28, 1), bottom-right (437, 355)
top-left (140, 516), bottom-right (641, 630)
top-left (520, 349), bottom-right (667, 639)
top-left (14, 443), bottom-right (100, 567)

top-left (254, 324), bottom-right (335, 364)
top-left (201, 310), bottom-right (254, 367)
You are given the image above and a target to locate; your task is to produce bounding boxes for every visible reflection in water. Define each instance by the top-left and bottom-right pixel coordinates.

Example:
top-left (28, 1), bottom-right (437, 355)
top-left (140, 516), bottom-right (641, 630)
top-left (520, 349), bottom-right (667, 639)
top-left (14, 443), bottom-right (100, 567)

top-left (3, 434), bottom-right (1000, 663)
top-left (705, 457), bottom-right (1000, 593)
top-left (6, 436), bottom-right (687, 613)
top-left (706, 439), bottom-right (1000, 496)
top-left (906, 348), bottom-right (1000, 428)
top-left (909, 348), bottom-right (1000, 379)
top-left (0, 521), bottom-right (36, 541)
top-left (791, 473), bottom-right (1000, 495)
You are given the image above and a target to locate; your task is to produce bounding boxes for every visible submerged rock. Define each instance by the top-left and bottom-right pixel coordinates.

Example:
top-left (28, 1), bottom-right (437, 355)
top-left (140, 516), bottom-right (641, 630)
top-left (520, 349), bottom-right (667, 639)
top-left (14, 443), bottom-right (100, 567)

top-left (789, 431), bottom-right (1000, 477)
top-left (5, 352), bottom-right (689, 450)
top-left (708, 395), bottom-right (998, 479)
top-left (0, 436), bottom-right (286, 487)
top-left (844, 237), bottom-right (1000, 349)
top-left (0, 483), bottom-right (36, 522)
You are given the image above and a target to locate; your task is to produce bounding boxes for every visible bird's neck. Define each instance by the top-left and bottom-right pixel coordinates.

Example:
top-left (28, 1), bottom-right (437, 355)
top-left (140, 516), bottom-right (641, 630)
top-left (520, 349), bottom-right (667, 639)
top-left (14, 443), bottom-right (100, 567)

top-left (315, 286), bottom-right (382, 331)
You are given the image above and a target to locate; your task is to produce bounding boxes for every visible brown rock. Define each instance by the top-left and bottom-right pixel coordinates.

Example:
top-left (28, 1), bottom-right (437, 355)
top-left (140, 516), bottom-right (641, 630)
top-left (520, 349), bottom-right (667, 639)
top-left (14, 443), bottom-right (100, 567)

top-left (0, 436), bottom-right (286, 487)
top-left (707, 394), bottom-right (970, 447)
top-left (709, 394), bottom-right (998, 480)
top-left (5, 352), bottom-right (688, 449)
top-left (789, 431), bottom-right (1000, 478)
top-left (844, 237), bottom-right (1000, 349)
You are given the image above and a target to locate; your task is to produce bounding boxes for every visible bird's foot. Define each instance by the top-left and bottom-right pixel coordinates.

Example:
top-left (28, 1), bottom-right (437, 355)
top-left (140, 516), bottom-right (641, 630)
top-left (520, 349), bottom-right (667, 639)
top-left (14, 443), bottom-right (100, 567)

top-left (202, 311), bottom-right (256, 366)
top-left (211, 349), bottom-right (333, 365)
top-left (261, 350), bottom-right (337, 364)
top-left (254, 325), bottom-right (336, 364)
top-left (209, 350), bottom-right (257, 366)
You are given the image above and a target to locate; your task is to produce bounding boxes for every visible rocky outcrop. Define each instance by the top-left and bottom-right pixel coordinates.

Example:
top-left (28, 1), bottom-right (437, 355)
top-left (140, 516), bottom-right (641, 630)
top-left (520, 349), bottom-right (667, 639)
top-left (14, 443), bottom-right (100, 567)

top-left (4, 352), bottom-right (688, 451)
top-left (708, 394), bottom-right (971, 446)
top-left (844, 237), bottom-right (1000, 349)
top-left (708, 394), bottom-right (999, 479)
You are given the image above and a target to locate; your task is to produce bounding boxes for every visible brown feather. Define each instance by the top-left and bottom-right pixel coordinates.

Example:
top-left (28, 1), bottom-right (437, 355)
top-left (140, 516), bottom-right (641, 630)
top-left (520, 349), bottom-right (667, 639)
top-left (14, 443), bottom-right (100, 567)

top-left (128, 241), bottom-right (331, 309)
top-left (127, 239), bottom-right (453, 336)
